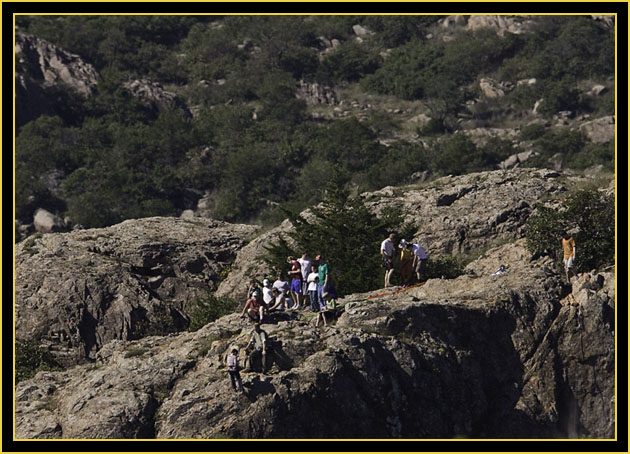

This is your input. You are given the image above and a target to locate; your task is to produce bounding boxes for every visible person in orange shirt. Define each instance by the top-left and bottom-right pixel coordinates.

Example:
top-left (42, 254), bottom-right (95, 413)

top-left (561, 231), bottom-right (577, 284)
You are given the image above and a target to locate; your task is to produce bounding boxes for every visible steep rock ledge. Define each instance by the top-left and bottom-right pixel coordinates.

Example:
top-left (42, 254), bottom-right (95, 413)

top-left (15, 241), bottom-right (615, 439)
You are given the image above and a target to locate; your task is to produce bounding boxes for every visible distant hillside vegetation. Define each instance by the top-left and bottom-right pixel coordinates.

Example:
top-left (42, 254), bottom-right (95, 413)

top-left (15, 15), bottom-right (615, 232)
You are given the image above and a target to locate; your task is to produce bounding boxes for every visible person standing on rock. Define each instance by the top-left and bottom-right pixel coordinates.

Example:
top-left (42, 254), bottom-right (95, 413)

top-left (246, 323), bottom-right (268, 373)
top-left (381, 233), bottom-right (396, 287)
top-left (287, 256), bottom-right (303, 310)
top-left (226, 348), bottom-right (244, 392)
top-left (411, 240), bottom-right (428, 283)
top-left (561, 231), bottom-right (577, 283)
top-left (399, 239), bottom-right (414, 287)
top-left (298, 252), bottom-right (312, 308)
top-left (307, 264), bottom-right (320, 312)
top-left (241, 290), bottom-right (266, 323)
top-left (316, 254), bottom-right (330, 309)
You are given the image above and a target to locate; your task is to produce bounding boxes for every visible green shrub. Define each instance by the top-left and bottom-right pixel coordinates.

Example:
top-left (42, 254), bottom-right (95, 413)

top-left (519, 123), bottom-right (547, 141)
top-left (424, 256), bottom-right (464, 280)
top-left (124, 346), bottom-right (148, 358)
top-left (187, 294), bottom-right (238, 332)
top-left (319, 40), bottom-right (382, 83)
top-left (525, 205), bottom-right (566, 265)
top-left (525, 189), bottom-right (614, 272)
top-left (15, 339), bottom-right (64, 383)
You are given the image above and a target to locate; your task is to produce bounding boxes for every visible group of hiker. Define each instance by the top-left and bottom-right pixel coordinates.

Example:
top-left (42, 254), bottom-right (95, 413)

top-left (381, 233), bottom-right (428, 288)
top-left (229, 253), bottom-right (337, 391)
top-left (240, 252), bottom-right (337, 326)
top-left (227, 236), bottom-right (429, 392)
top-left (227, 231), bottom-right (579, 392)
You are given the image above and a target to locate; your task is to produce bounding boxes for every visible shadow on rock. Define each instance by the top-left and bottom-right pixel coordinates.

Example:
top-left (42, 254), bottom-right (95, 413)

top-left (243, 375), bottom-right (276, 402)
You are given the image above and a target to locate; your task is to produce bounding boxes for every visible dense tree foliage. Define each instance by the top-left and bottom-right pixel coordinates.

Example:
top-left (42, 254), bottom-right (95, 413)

top-left (525, 189), bottom-right (614, 273)
top-left (15, 15), bottom-right (615, 230)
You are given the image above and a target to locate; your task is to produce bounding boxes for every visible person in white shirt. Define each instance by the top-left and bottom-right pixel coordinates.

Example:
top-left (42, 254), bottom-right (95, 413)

top-left (411, 241), bottom-right (428, 282)
top-left (306, 264), bottom-right (320, 312)
top-left (262, 279), bottom-right (274, 306)
top-left (272, 271), bottom-right (290, 294)
top-left (297, 252), bottom-right (312, 305)
top-left (380, 233), bottom-right (396, 288)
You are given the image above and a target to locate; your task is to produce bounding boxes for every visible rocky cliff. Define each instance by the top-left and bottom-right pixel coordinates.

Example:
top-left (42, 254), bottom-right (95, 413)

top-left (14, 240), bottom-right (615, 439)
top-left (15, 217), bottom-right (259, 365)
top-left (15, 32), bottom-right (100, 128)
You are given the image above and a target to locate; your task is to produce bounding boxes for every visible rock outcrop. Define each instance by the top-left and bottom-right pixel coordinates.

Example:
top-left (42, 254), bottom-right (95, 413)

top-left (15, 240), bottom-right (615, 439)
top-left (296, 80), bottom-right (339, 105)
top-left (577, 115), bottom-right (615, 144)
top-left (123, 79), bottom-right (192, 117)
top-left (217, 168), bottom-right (598, 299)
top-left (467, 15), bottom-right (535, 36)
top-left (15, 32), bottom-right (100, 127)
top-left (15, 217), bottom-right (259, 365)
top-left (15, 32), bottom-right (100, 97)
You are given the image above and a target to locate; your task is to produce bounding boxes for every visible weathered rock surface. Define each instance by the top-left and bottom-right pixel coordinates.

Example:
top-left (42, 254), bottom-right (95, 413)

top-left (123, 79), bottom-right (192, 117)
top-left (577, 115), bottom-right (615, 144)
top-left (15, 240), bottom-right (615, 439)
top-left (217, 168), bottom-right (600, 299)
top-left (15, 32), bottom-right (100, 127)
top-left (33, 208), bottom-right (67, 233)
top-left (467, 15), bottom-right (535, 36)
top-left (296, 80), bottom-right (339, 105)
top-left (15, 217), bottom-right (259, 365)
top-left (15, 32), bottom-right (100, 97)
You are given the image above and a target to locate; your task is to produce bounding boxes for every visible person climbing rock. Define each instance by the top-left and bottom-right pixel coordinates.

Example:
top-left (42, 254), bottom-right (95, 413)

top-left (226, 348), bottom-right (244, 392)
top-left (246, 323), bottom-right (268, 373)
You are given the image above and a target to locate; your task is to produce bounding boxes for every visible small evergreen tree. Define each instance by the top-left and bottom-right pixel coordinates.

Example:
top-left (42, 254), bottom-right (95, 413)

top-left (264, 172), bottom-right (416, 295)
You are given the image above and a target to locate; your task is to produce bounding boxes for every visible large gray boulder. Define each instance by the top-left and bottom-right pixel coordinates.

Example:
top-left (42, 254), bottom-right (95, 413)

top-left (33, 208), bottom-right (67, 233)
top-left (15, 32), bottom-right (100, 97)
top-left (578, 116), bottom-right (615, 144)
top-left (123, 79), bottom-right (192, 117)
top-left (15, 32), bottom-right (100, 127)
top-left (15, 240), bottom-right (615, 439)
top-left (15, 217), bottom-right (259, 365)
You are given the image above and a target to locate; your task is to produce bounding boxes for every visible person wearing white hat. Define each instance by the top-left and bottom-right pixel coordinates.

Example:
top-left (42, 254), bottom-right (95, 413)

top-left (262, 279), bottom-right (274, 306)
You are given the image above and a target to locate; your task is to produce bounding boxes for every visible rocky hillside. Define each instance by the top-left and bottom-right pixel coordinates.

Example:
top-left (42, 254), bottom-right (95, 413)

top-left (216, 167), bottom-right (601, 298)
top-left (15, 240), bottom-right (615, 439)
top-left (15, 15), bottom-right (616, 234)
top-left (15, 217), bottom-right (258, 366)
